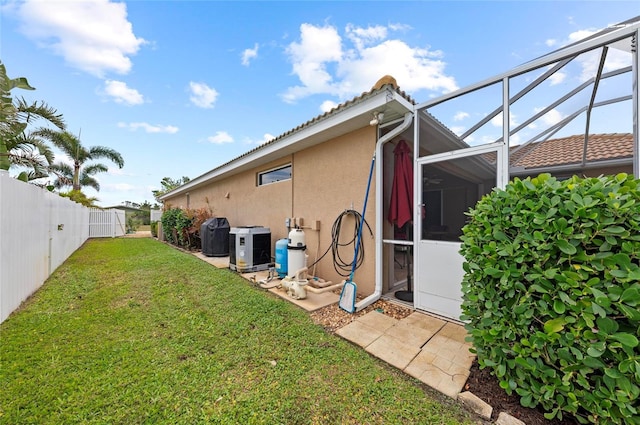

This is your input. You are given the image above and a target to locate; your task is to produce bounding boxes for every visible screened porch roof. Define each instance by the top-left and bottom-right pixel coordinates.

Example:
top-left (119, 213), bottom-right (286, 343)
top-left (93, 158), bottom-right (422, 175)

top-left (413, 15), bottom-right (639, 178)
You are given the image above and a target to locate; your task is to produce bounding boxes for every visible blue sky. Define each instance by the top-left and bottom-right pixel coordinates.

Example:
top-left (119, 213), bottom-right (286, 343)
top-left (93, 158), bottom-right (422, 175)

top-left (1, 0), bottom-right (637, 207)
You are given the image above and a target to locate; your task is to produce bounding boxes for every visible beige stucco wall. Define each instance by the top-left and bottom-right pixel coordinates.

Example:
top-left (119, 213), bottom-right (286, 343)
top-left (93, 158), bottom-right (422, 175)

top-left (292, 126), bottom-right (377, 294)
top-left (163, 126), bottom-right (380, 296)
top-left (164, 157), bottom-right (293, 244)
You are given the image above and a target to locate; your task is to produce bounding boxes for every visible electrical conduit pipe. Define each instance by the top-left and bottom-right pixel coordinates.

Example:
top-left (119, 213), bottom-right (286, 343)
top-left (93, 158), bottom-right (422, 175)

top-left (355, 112), bottom-right (414, 312)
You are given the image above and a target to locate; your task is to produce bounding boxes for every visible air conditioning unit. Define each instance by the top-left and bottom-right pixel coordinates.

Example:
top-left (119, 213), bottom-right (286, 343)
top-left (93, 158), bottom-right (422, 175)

top-left (229, 226), bottom-right (271, 273)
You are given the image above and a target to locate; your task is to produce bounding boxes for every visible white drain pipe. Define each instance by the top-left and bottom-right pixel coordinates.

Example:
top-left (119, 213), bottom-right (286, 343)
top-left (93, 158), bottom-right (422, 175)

top-left (355, 111), bottom-right (414, 312)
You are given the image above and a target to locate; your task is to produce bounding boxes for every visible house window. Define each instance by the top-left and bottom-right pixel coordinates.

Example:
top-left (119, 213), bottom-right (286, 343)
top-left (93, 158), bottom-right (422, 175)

top-left (257, 164), bottom-right (292, 186)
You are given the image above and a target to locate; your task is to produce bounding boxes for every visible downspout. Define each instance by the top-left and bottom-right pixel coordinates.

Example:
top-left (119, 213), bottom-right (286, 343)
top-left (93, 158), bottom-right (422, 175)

top-left (355, 111), bottom-right (414, 312)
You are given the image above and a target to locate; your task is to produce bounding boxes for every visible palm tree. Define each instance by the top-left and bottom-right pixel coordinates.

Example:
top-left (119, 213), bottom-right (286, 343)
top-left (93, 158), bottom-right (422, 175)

top-left (33, 129), bottom-right (124, 191)
top-left (0, 61), bottom-right (65, 175)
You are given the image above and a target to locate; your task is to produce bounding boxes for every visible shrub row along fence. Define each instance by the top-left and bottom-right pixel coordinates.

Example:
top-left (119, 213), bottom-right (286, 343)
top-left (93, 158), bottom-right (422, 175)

top-left (0, 171), bottom-right (125, 323)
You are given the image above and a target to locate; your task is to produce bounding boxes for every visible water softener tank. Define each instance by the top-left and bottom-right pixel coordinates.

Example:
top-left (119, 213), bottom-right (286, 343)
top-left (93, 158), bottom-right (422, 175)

top-left (287, 229), bottom-right (306, 277)
top-left (275, 238), bottom-right (288, 278)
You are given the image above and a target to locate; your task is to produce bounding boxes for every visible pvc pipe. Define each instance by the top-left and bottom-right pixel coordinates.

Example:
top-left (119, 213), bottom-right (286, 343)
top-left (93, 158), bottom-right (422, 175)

top-left (305, 281), bottom-right (343, 294)
top-left (355, 112), bottom-right (414, 312)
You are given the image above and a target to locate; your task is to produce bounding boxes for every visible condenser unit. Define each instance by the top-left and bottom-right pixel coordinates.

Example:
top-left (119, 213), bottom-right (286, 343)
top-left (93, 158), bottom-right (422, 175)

top-left (229, 226), bottom-right (271, 273)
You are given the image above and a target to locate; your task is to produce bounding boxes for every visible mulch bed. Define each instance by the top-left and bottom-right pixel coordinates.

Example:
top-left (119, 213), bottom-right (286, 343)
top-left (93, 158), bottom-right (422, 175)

top-left (464, 359), bottom-right (579, 425)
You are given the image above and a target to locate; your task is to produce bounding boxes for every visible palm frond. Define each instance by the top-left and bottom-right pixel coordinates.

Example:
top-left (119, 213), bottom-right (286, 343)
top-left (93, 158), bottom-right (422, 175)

top-left (89, 146), bottom-right (124, 168)
top-left (83, 163), bottom-right (109, 176)
top-left (14, 97), bottom-right (65, 130)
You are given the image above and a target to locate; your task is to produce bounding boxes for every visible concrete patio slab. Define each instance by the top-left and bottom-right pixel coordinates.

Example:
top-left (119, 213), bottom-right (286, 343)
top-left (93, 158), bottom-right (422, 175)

top-left (404, 349), bottom-right (438, 379)
top-left (439, 321), bottom-right (471, 342)
top-left (402, 312), bottom-right (446, 334)
top-left (356, 311), bottom-right (398, 332)
top-left (411, 361), bottom-right (469, 399)
top-left (365, 334), bottom-right (421, 370)
top-left (386, 320), bottom-right (438, 349)
top-left (336, 320), bottom-right (382, 348)
top-left (193, 252), bottom-right (230, 268)
top-left (335, 309), bottom-right (476, 401)
top-left (268, 286), bottom-right (339, 312)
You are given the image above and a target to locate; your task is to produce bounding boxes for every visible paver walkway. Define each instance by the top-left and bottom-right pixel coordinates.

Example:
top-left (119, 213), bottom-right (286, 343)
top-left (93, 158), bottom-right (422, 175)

top-left (336, 310), bottom-right (475, 398)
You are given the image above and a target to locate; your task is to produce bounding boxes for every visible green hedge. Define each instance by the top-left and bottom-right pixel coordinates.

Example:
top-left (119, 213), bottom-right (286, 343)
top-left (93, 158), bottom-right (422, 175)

top-left (460, 173), bottom-right (640, 424)
top-left (160, 208), bottom-right (193, 247)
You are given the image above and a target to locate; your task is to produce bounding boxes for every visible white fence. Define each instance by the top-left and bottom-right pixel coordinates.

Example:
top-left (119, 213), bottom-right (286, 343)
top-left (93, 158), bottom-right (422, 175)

top-left (150, 208), bottom-right (162, 222)
top-left (89, 208), bottom-right (126, 238)
top-left (0, 171), bottom-right (127, 323)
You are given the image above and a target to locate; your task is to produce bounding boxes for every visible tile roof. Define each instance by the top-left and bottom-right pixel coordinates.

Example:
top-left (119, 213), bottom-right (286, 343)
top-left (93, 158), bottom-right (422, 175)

top-left (160, 76), bottom-right (415, 199)
top-left (206, 77), bottom-right (414, 168)
top-left (512, 133), bottom-right (633, 169)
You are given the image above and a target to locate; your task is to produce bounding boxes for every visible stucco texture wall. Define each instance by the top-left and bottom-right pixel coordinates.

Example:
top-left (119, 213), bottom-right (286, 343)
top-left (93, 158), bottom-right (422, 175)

top-left (166, 157), bottom-right (293, 243)
top-left (163, 126), bottom-right (379, 296)
top-left (292, 126), bottom-right (377, 295)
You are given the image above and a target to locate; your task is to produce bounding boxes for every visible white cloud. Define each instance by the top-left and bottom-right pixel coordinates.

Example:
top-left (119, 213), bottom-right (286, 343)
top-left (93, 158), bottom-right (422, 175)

top-left (542, 109), bottom-right (564, 126)
top-left (246, 133), bottom-right (276, 145)
top-left (282, 23), bottom-right (457, 103)
top-left (534, 107), bottom-right (564, 126)
top-left (509, 133), bottom-right (522, 145)
top-left (103, 80), bottom-right (144, 105)
top-left (450, 126), bottom-right (466, 136)
top-left (491, 111), bottom-right (517, 128)
top-left (107, 168), bottom-right (134, 176)
top-left (548, 71), bottom-right (566, 85)
top-left (545, 39), bottom-right (557, 47)
top-left (283, 24), bottom-right (343, 102)
top-left (53, 152), bottom-right (73, 166)
top-left (320, 100), bottom-right (339, 113)
top-left (242, 43), bottom-right (259, 66)
top-left (114, 183), bottom-right (135, 191)
top-left (453, 111), bottom-right (469, 121)
top-left (555, 28), bottom-right (631, 82)
top-left (346, 23), bottom-right (388, 50)
top-left (207, 131), bottom-right (234, 144)
top-left (189, 82), bottom-right (218, 108)
top-left (14, 0), bottom-right (145, 77)
top-left (117, 122), bottom-right (179, 134)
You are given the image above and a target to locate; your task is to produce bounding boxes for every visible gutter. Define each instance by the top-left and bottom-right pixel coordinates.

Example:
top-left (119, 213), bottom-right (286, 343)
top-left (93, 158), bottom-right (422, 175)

top-left (355, 111), bottom-right (414, 312)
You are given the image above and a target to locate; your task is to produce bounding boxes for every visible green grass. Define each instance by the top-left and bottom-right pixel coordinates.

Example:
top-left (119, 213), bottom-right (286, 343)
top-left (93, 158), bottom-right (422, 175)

top-left (0, 238), bottom-right (475, 424)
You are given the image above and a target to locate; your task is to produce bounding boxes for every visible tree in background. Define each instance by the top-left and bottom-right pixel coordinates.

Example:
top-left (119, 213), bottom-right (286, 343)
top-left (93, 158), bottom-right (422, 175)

top-left (32, 129), bottom-right (124, 191)
top-left (152, 176), bottom-right (190, 202)
top-left (59, 189), bottom-right (98, 207)
top-left (0, 60), bottom-right (65, 180)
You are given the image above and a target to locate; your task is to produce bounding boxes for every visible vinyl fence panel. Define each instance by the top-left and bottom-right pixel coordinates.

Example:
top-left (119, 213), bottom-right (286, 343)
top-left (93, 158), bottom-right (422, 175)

top-left (150, 209), bottom-right (162, 222)
top-left (89, 209), bottom-right (126, 238)
top-left (0, 171), bottom-right (90, 323)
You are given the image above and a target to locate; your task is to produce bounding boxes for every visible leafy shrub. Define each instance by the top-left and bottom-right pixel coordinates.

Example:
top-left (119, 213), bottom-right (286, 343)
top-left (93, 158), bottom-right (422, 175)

top-left (150, 221), bottom-right (158, 238)
top-left (160, 208), bottom-right (183, 245)
top-left (126, 216), bottom-right (138, 233)
top-left (460, 173), bottom-right (640, 424)
top-left (160, 207), bottom-right (214, 249)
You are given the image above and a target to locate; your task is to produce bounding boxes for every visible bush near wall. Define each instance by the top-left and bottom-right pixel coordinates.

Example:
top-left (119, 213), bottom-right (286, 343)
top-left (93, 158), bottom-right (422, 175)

top-left (460, 173), bottom-right (640, 425)
top-left (160, 207), bottom-right (213, 250)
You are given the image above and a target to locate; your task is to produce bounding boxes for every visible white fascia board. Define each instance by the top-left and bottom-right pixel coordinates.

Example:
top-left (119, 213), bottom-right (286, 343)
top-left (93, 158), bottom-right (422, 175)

top-left (160, 89), bottom-right (412, 200)
top-left (415, 21), bottom-right (640, 111)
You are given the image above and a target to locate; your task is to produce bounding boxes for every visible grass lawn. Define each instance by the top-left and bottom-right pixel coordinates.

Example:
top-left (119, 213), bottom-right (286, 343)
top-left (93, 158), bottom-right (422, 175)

top-left (0, 238), bottom-right (476, 424)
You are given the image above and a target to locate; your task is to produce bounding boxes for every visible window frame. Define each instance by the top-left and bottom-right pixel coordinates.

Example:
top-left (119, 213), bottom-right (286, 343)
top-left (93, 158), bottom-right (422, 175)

top-left (257, 163), bottom-right (292, 186)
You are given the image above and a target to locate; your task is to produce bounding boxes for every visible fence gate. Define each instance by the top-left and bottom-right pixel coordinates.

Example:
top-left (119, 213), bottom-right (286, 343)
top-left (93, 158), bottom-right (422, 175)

top-left (89, 209), bottom-right (126, 238)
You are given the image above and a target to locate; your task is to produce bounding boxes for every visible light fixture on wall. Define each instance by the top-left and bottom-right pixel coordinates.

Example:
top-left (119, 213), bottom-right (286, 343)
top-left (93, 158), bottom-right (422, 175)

top-left (369, 111), bottom-right (384, 126)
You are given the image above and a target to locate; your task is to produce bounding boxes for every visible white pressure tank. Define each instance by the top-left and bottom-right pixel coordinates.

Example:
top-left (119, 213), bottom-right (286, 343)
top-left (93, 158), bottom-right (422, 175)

top-left (287, 228), bottom-right (307, 277)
